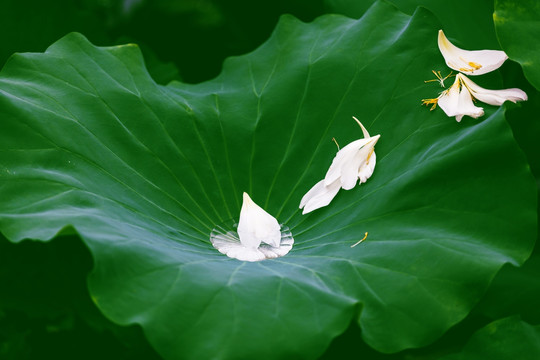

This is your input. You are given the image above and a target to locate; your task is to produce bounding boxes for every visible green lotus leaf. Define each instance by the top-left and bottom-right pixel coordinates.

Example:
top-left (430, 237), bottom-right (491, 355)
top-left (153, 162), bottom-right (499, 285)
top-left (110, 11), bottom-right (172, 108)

top-left (0, 1), bottom-right (536, 359)
top-left (440, 316), bottom-right (540, 360)
top-left (495, 0), bottom-right (540, 91)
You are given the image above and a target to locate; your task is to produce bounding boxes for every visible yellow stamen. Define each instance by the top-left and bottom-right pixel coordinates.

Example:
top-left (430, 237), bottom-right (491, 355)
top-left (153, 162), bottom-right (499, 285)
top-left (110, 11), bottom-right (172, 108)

top-left (351, 232), bottom-right (368, 248)
top-left (421, 98), bottom-right (439, 110)
top-left (459, 62), bottom-right (483, 73)
top-left (456, 75), bottom-right (475, 100)
top-left (468, 61), bottom-right (482, 70)
top-left (332, 137), bottom-right (340, 151)
top-left (424, 70), bottom-right (443, 83)
top-left (366, 147), bottom-right (374, 164)
top-left (424, 70), bottom-right (454, 87)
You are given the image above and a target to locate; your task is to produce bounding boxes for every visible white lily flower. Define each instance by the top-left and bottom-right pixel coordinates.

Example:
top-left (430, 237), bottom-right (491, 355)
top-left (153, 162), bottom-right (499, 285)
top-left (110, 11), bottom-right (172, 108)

top-left (300, 117), bottom-right (380, 214)
top-left (438, 30), bottom-right (508, 75)
top-left (210, 193), bottom-right (294, 261)
top-left (436, 75), bottom-right (484, 122)
top-left (423, 73), bottom-right (527, 122)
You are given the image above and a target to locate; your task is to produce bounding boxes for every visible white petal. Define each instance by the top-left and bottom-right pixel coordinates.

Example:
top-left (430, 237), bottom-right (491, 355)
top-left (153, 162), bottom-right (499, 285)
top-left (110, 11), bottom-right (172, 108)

top-left (340, 135), bottom-right (379, 190)
top-left (210, 224), bottom-right (294, 262)
top-left (459, 73), bottom-right (528, 106)
top-left (228, 246), bottom-right (267, 262)
top-left (438, 30), bottom-right (508, 75)
top-left (259, 228), bottom-right (294, 258)
top-left (324, 139), bottom-right (367, 186)
top-left (324, 136), bottom-right (380, 188)
top-left (340, 150), bottom-right (366, 190)
top-left (299, 178), bottom-right (341, 214)
top-left (301, 119), bottom-right (379, 214)
top-left (438, 77), bottom-right (484, 122)
top-left (210, 231), bottom-right (266, 261)
top-left (237, 192), bottom-right (281, 248)
top-left (358, 151), bottom-right (376, 184)
top-left (352, 116), bottom-right (370, 138)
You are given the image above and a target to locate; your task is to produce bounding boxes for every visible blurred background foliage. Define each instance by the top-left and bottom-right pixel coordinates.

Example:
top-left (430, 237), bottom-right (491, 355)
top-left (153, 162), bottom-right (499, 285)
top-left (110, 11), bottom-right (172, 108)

top-left (1, 0), bottom-right (538, 359)
top-left (0, 0), bottom-right (326, 84)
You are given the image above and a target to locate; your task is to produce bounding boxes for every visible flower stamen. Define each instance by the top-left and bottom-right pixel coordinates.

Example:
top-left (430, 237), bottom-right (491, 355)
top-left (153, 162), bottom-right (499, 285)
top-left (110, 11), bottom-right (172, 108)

top-left (468, 61), bottom-right (482, 70)
top-left (332, 137), bottom-right (340, 151)
top-left (421, 97), bottom-right (439, 110)
top-left (424, 70), bottom-right (454, 87)
top-left (366, 147), bottom-right (374, 164)
top-left (459, 62), bottom-right (482, 73)
top-left (351, 232), bottom-right (368, 247)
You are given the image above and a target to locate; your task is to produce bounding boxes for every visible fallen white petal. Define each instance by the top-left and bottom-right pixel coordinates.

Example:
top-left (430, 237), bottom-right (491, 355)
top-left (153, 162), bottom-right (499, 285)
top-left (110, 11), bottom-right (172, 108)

top-left (237, 192), bottom-right (281, 248)
top-left (300, 178), bottom-right (341, 214)
top-left (438, 29), bottom-right (508, 76)
top-left (438, 76), bottom-right (484, 122)
top-left (358, 151), bottom-right (376, 184)
top-left (324, 136), bottom-right (380, 189)
top-left (459, 73), bottom-right (528, 105)
top-left (353, 116), bottom-right (371, 139)
top-left (210, 225), bottom-right (294, 262)
top-left (300, 117), bottom-right (379, 214)
top-left (332, 139), bottom-right (371, 190)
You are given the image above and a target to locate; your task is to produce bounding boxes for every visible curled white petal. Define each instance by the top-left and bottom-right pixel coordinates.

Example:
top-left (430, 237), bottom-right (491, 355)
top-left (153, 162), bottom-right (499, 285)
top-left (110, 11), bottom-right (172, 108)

top-left (300, 117), bottom-right (379, 214)
top-left (353, 116), bottom-right (370, 138)
top-left (438, 76), bottom-right (484, 122)
top-left (211, 194), bottom-right (294, 262)
top-left (438, 29), bottom-right (508, 75)
top-left (299, 178), bottom-right (341, 214)
top-left (458, 73), bottom-right (528, 105)
top-left (358, 151), bottom-right (376, 184)
top-left (237, 192), bottom-right (281, 248)
top-left (323, 139), bottom-right (363, 187)
top-left (324, 135), bottom-right (380, 189)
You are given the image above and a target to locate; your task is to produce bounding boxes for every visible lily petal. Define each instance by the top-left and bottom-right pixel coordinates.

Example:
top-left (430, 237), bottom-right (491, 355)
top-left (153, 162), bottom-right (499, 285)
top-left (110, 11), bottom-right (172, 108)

top-left (300, 117), bottom-right (379, 214)
top-left (358, 151), bottom-right (376, 184)
top-left (343, 135), bottom-right (379, 188)
top-left (459, 73), bottom-right (528, 105)
top-left (325, 135), bottom-right (380, 189)
top-left (225, 244), bottom-right (266, 262)
top-left (210, 225), bottom-right (294, 262)
top-left (438, 30), bottom-right (508, 76)
top-left (299, 178), bottom-right (341, 214)
top-left (340, 151), bottom-right (365, 190)
top-left (237, 192), bottom-right (281, 248)
top-left (325, 138), bottom-right (369, 186)
top-left (438, 76), bottom-right (484, 122)
top-left (353, 116), bottom-right (370, 138)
